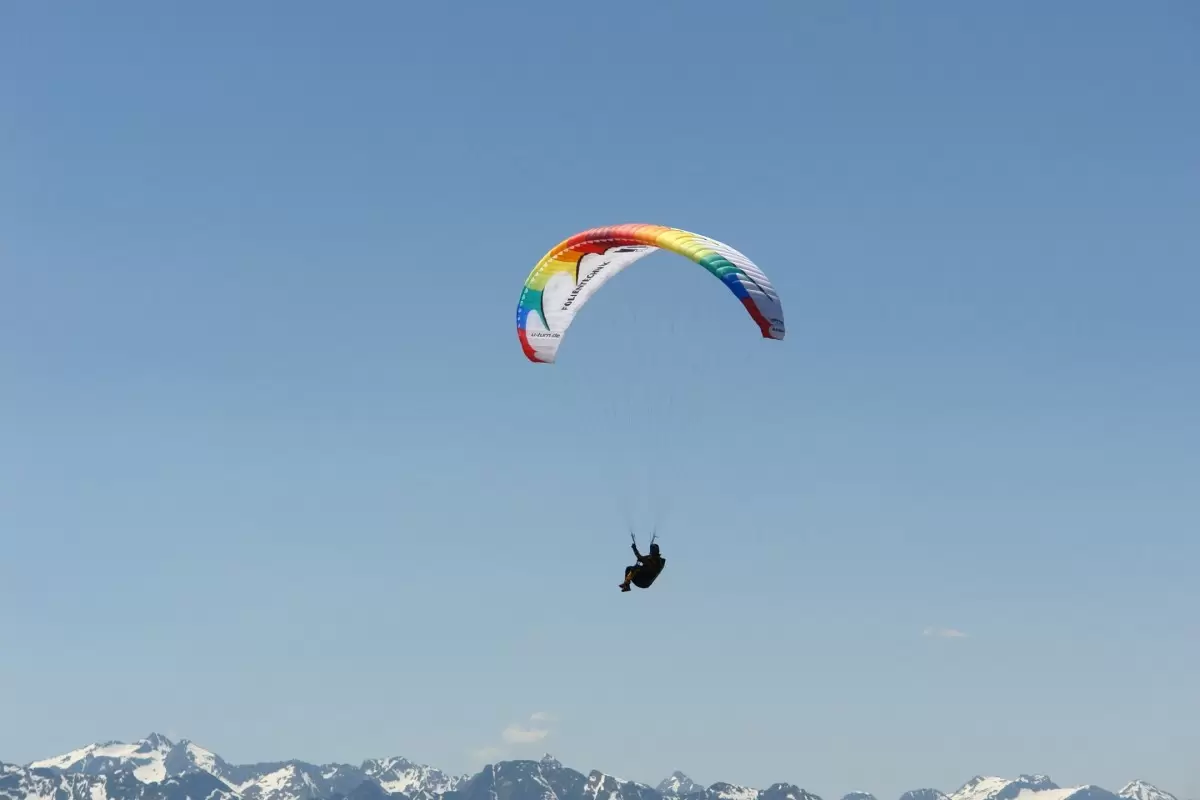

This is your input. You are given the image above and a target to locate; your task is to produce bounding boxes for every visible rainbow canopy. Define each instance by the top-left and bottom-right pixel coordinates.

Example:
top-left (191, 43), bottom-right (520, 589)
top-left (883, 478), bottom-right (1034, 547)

top-left (515, 223), bottom-right (785, 363)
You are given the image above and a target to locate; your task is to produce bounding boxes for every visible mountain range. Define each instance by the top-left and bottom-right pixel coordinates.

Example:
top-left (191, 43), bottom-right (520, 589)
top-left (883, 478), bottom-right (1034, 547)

top-left (0, 734), bottom-right (1182, 800)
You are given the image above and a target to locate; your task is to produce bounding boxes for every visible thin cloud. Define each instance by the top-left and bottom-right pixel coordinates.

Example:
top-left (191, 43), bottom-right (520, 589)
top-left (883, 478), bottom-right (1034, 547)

top-left (470, 746), bottom-right (504, 762)
top-left (923, 626), bottom-right (968, 638)
top-left (501, 724), bottom-right (549, 744)
top-left (483, 711), bottom-right (557, 753)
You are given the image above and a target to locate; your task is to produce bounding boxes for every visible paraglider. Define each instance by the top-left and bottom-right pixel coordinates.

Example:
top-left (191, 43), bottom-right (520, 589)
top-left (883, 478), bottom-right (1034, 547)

top-left (620, 531), bottom-right (666, 593)
top-left (514, 223), bottom-right (785, 594)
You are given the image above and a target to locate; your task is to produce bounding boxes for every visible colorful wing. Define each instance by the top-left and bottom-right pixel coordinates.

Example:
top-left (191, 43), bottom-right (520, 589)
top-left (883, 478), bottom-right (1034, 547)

top-left (515, 223), bottom-right (784, 363)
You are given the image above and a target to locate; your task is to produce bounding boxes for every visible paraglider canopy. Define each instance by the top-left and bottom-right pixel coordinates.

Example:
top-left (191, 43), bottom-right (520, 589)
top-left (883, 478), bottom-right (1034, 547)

top-left (515, 223), bottom-right (785, 363)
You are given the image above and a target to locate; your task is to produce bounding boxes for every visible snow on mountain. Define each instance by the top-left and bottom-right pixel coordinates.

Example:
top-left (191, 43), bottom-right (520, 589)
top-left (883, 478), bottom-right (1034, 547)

top-left (658, 775), bottom-right (703, 799)
top-left (585, 772), bottom-right (629, 800)
top-left (143, 773), bottom-right (241, 800)
top-left (164, 742), bottom-right (239, 790)
top-left (760, 784), bottom-right (821, 800)
top-left (583, 771), bottom-right (658, 800)
top-left (442, 756), bottom-right (660, 800)
top-left (1120, 783), bottom-right (1178, 800)
top-left (26, 735), bottom-right (233, 790)
top-left (449, 760), bottom-right (561, 800)
top-left (950, 776), bottom-right (1062, 800)
top-left (6, 735), bottom-right (1184, 800)
top-left (1015, 787), bottom-right (1125, 800)
top-left (709, 784), bottom-right (759, 800)
top-left (20, 736), bottom-right (461, 800)
top-left (361, 758), bottom-right (463, 796)
top-left (228, 761), bottom-right (389, 800)
top-left (240, 765), bottom-right (325, 800)
top-left (946, 775), bottom-right (1130, 800)
top-left (0, 767), bottom-right (236, 800)
top-left (28, 736), bottom-right (176, 784)
top-left (164, 741), bottom-right (234, 784)
top-left (0, 768), bottom-right (101, 800)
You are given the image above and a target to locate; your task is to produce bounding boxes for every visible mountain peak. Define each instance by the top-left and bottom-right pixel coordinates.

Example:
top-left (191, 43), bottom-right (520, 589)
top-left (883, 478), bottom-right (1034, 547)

top-left (762, 783), bottom-right (821, 800)
top-left (1120, 781), bottom-right (1179, 800)
top-left (138, 734), bottom-right (173, 750)
top-left (540, 754), bottom-right (562, 770)
top-left (707, 781), bottom-right (760, 800)
top-left (901, 789), bottom-right (949, 800)
top-left (658, 772), bottom-right (702, 797)
top-left (950, 774), bottom-right (1060, 800)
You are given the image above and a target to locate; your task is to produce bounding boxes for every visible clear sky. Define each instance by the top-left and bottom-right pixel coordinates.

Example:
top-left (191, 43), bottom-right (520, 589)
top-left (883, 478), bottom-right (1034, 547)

top-left (1, 2), bottom-right (1198, 800)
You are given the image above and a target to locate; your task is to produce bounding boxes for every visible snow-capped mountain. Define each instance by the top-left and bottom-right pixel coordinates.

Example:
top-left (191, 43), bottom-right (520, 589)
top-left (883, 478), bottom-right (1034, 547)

top-left (0, 766), bottom-right (237, 800)
top-left (950, 776), bottom-right (1061, 800)
top-left (25, 734), bottom-right (239, 790)
top-left (586, 771), bottom-right (659, 800)
top-left (708, 784), bottom-right (759, 800)
top-left (7, 735), bottom-right (463, 800)
top-left (759, 784), bottom-right (820, 800)
top-left (362, 759), bottom-right (461, 798)
top-left (947, 776), bottom-right (1127, 800)
top-left (658, 773), bottom-right (703, 798)
top-left (238, 763), bottom-right (329, 800)
top-left (2, 733), bottom-right (1182, 800)
top-left (1120, 783), bottom-right (1178, 800)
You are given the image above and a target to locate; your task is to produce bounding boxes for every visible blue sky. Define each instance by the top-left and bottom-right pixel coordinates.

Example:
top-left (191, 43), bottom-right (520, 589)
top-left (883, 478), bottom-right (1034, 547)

top-left (1, 2), bottom-right (1198, 799)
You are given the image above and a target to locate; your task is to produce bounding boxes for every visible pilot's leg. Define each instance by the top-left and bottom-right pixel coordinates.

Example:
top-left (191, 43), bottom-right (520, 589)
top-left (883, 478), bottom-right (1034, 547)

top-left (620, 565), bottom-right (637, 591)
